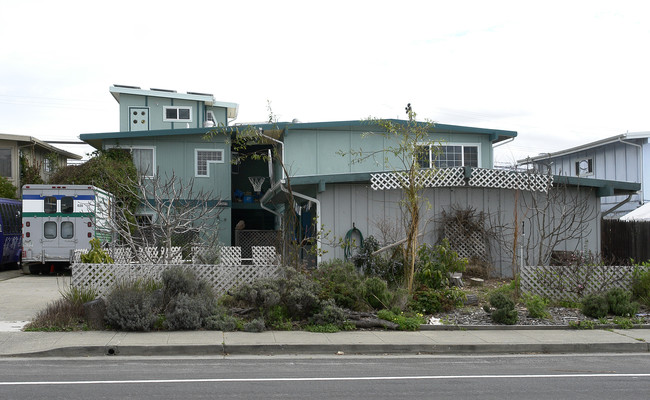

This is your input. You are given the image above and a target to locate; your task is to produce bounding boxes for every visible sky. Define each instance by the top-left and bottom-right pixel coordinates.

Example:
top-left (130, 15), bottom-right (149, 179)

top-left (1, 0), bottom-right (649, 163)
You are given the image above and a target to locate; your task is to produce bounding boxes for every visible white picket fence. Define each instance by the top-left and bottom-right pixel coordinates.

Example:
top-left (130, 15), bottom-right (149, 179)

top-left (71, 246), bottom-right (280, 297)
top-left (521, 265), bottom-right (648, 301)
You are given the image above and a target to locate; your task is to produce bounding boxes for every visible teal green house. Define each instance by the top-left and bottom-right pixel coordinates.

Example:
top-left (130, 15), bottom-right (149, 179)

top-left (83, 85), bottom-right (575, 275)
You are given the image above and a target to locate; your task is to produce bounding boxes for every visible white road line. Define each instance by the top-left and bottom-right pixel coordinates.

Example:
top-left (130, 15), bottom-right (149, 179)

top-left (1, 373), bottom-right (649, 386)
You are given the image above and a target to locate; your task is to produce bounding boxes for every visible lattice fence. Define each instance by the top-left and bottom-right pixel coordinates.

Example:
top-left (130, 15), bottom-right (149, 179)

top-left (521, 265), bottom-right (648, 301)
top-left (72, 262), bottom-right (281, 297)
top-left (371, 167), bottom-right (552, 193)
top-left (444, 224), bottom-right (487, 262)
top-left (235, 230), bottom-right (281, 259)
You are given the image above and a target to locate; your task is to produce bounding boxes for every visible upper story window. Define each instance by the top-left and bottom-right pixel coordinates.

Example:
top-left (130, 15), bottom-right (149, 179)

top-left (416, 144), bottom-right (480, 168)
top-left (163, 106), bottom-right (192, 122)
top-left (195, 149), bottom-right (224, 177)
top-left (575, 158), bottom-right (594, 177)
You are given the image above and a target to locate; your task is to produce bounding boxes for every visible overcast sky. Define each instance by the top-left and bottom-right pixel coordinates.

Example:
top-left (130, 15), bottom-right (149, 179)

top-left (1, 1), bottom-right (648, 163)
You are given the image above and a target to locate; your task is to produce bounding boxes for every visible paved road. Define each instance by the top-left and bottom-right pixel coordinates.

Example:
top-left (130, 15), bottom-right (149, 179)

top-left (0, 354), bottom-right (649, 399)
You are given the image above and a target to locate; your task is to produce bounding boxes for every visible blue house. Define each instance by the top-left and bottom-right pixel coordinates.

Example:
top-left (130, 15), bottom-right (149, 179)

top-left (81, 85), bottom-right (639, 276)
top-left (518, 131), bottom-right (650, 218)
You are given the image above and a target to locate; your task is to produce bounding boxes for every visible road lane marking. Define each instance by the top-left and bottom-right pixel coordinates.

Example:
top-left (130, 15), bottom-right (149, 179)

top-left (1, 373), bottom-right (649, 386)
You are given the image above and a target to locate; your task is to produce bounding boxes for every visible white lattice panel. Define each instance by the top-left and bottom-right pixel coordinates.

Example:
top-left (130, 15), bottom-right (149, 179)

top-left (521, 265), bottom-right (647, 301)
top-left (252, 246), bottom-right (277, 266)
top-left (444, 224), bottom-right (486, 261)
top-left (72, 262), bottom-right (281, 297)
top-left (371, 167), bottom-right (551, 193)
top-left (220, 246), bottom-right (242, 266)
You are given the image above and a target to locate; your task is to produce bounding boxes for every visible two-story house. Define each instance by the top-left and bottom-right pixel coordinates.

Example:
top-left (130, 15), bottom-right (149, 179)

top-left (81, 85), bottom-right (639, 277)
top-left (518, 132), bottom-right (650, 218)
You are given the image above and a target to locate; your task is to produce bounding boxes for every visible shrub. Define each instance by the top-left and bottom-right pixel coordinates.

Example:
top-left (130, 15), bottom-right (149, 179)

top-left (311, 260), bottom-right (366, 310)
top-left (164, 293), bottom-right (215, 330)
top-left (631, 266), bottom-right (650, 307)
top-left (310, 299), bottom-right (346, 327)
top-left (606, 287), bottom-right (638, 317)
top-left (488, 292), bottom-right (518, 325)
top-left (362, 276), bottom-right (392, 310)
top-left (523, 293), bottom-right (550, 319)
top-left (231, 278), bottom-right (282, 310)
top-left (59, 284), bottom-right (98, 306)
top-left (25, 298), bottom-right (85, 331)
top-left (409, 287), bottom-right (465, 314)
top-left (205, 313), bottom-right (242, 331)
top-left (105, 283), bottom-right (156, 331)
top-left (581, 293), bottom-right (609, 319)
top-left (264, 305), bottom-right (293, 330)
top-left (0, 176), bottom-right (17, 199)
top-left (352, 235), bottom-right (404, 286)
top-left (162, 267), bottom-right (214, 307)
top-left (281, 272), bottom-right (322, 320)
top-left (244, 318), bottom-right (265, 332)
top-left (377, 309), bottom-right (425, 331)
top-left (415, 239), bottom-right (467, 290)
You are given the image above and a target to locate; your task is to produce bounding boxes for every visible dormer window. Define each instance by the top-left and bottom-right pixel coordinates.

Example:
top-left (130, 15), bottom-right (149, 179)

top-left (163, 106), bottom-right (192, 122)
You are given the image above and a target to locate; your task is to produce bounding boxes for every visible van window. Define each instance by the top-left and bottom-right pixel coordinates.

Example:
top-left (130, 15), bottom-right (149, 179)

top-left (44, 197), bottom-right (57, 214)
top-left (61, 197), bottom-right (74, 214)
top-left (61, 221), bottom-right (74, 239)
top-left (44, 221), bottom-right (57, 239)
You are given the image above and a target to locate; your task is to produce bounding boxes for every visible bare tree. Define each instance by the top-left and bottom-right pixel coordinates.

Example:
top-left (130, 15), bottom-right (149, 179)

top-left (107, 169), bottom-right (225, 264)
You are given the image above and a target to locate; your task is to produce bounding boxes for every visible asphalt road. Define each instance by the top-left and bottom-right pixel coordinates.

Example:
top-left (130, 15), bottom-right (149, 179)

top-left (1, 354), bottom-right (649, 399)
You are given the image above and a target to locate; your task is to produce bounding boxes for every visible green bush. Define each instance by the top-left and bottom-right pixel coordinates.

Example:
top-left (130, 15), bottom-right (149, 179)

top-left (377, 309), bottom-right (425, 331)
top-left (164, 293), bottom-right (215, 330)
top-left (310, 299), bottom-right (346, 327)
top-left (488, 292), bottom-right (518, 325)
top-left (415, 239), bottom-right (467, 290)
top-left (352, 236), bottom-right (404, 286)
top-left (606, 288), bottom-right (638, 317)
top-left (631, 266), bottom-right (650, 308)
top-left (0, 176), bottom-right (17, 199)
top-left (105, 283), bottom-right (157, 331)
top-left (362, 276), bottom-right (392, 310)
top-left (80, 238), bottom-right (114, 264)
top-left (312, 260), bottom-right (366, 310)
top-left (581, 293), bottom-right (609, 318)
top-left (523, 293), bottom-right (550, 319)
top-left (244, 318), bottom-right (265, 332)
top-left (282, 272), bottom-right (322, 320)
top-left (410, 287), bottom-right (465, 314)
top-left (205, 313), bottom-right (242, 331)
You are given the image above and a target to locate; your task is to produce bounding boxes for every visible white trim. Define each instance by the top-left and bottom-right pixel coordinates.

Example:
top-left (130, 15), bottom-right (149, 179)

top-left (105, 145), bottom-right (156, 178)
top-left (417, 142), bottom-right (481, 168)
top-left (163, 106), bottom-right (193, 122)
top-left (195, 148), bottom-right (225, 177)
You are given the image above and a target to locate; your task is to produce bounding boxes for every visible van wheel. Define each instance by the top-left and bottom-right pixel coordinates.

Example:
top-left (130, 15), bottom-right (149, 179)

top-left (28, 265), bottom-right (45, 275)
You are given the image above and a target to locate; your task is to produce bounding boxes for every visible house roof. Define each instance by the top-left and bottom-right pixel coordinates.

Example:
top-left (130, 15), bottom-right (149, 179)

top-left (109, 85), bottom-right (239, 119)
top-left (0, 133), bottom-right (82, 160)
top-left (235, 119), bottom-right (517, 144)
top-left (80, 119), bottom-right (518, 150)
top-left (518, 131), bottom-right (650, 164)
top-left (288, 172), bottom-right (640, 198)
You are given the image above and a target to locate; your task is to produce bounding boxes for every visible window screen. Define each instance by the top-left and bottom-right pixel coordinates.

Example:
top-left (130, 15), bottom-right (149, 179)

top-left (44, 221), bottom-right (57, 239)
top-left (61, 221), bottom-right (74, 239)
top-left (0, 149), bottom-right (11, 177)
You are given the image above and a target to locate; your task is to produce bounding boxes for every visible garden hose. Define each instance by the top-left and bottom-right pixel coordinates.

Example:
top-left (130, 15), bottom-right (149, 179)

top-left (343, 224), bottom-right (364, 260)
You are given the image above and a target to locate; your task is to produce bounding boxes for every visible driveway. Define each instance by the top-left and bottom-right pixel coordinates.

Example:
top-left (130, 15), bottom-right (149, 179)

top-left (0, 270), bottom-right (68, 331)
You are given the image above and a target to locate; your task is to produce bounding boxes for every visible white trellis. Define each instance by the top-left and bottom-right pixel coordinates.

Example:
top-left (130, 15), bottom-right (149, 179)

top-left (371, 167), bottom-right (552, 193)
top-left (71, 246), bottom-right (281, 297)
top-left (521, 265), bottom-right (647, 301)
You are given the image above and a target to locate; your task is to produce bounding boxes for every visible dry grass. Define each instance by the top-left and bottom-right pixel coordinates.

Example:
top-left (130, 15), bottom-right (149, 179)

top-left (25, 298), bottom-right (86, 331)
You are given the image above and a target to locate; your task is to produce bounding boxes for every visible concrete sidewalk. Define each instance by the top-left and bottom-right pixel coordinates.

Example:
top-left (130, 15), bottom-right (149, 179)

top-left (1, 328), bottom-right (649, 357)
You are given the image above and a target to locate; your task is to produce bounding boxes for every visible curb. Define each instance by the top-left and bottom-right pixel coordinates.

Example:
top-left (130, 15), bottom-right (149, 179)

top-left (5, 341), bottom-right (650, 358)
top-left (420, 324), bottom-right (650, 331)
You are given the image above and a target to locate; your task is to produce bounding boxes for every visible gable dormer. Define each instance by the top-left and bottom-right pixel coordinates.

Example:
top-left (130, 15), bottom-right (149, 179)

top-left (109, 85), bottom-right (238, 132)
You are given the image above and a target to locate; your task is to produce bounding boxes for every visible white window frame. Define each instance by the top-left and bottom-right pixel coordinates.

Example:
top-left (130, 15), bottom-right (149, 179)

top-left (105, 145), bottom-right (156, 178)
top-left (575, 158), bottom-right (594, 177)
top-left (416, 142), bottom-right (481, 168)
top-left (163, 106), bottom-right (193, 122)
top-left (195, 148), bottom-right (225, 177)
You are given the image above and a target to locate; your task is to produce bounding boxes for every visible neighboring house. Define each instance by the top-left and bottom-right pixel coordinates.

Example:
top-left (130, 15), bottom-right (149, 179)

top-left (518, 132), bottom-right (650, 218)
top-left (0, 133), bottom-right (82, 195)
top-left (80, 85), bottom-right (640, 277)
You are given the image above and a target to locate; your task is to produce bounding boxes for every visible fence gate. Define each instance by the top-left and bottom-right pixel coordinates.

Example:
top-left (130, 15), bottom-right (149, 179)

top-left (601, 219), bottom-right (650, 263)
